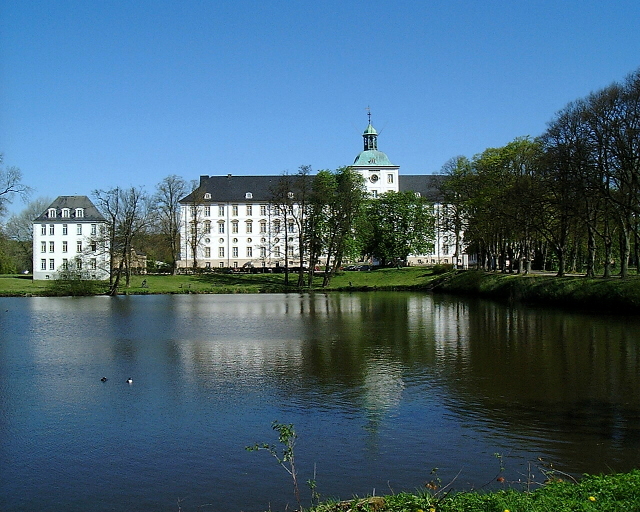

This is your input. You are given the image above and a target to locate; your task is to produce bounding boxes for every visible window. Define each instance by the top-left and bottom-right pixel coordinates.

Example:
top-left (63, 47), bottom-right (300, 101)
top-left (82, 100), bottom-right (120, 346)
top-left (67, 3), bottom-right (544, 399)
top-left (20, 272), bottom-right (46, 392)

top-left (77, 224), bottom-right (82, 235)
top-left (232, 221), bottom-right (239, 233)
top-left (274, 246), bottom-right (281, 257)
top-left (62, 258), bottom-right (68, 269)
top-left (260, 205), bottom-right (267, 216)
top-left (41, 242), bottom-right (46, 253)
top-left (219, 262), bottom-right (224, 268)
top-left (204, 193), bottom-right (211, 199)
top-left (204, 206), bottom-right (211, 217)
top-left (90, 259), bottom-right (97, 270)
top-left (49, 259), bottom-right (55, 270)
top-left (91, 224), bottom-right (97, 235)
top-left (288, 246), bottom-right (294, 257)
top-left (246, 221), bottom-right (253, 234)
top-left (233, 261), bottom-right (238, 268)
top-left (62, 208), bottom-right (70, 218)
top-left (62, 224), bottom-right (68, 235)
top-left (76, 259), bottom-right (82, 270)
top-left (246, 205), bottom-right (253, 216)
top-left (49, 224), bottom-right (55, 235)
top-left (75, 208), bottom-right (84, 218)
top-left (288, 221), bottom-right (295, 233)
top-left (246, 247), bottom-right (253, 257)
top-left (218, 222), bottom-right (225, 234)
top-left (41, 259), bottom-right (46, 270)
top-left (205, 262), bottom-right (211, 268)
top-left (260, 221), bottom-right (267, 233)
top-left (90, 242), bottom-right (97, 252)
top-left (232, 205), bottom-right (238, 216)
top-left (205, 247), bottom-right (211, 258)
top-left (77, 241), bottom-right (82, 253)
top-left (274, 220), bottom-right (280, 233)
top-left (372, 190), bottom-right (378, 198)
top-left (204, 221), bottom-right (211, 234)
top-left (49, 241), bottom-right (54, 252)
top-left (48, 208), bottom-right (56, 218)
top-left (218, 247), bottom-right (225, 258)
top-left (190, 206), bottom-right (197, 216)
top-left (260, 247), bottom-right (266, 258)
top-left (232, 247), bottom-right (238, 257)
top-left (218, 205), bottom-right (225, 216)
top-left (41, 224), bottom-right (46, 235)
top-left (62, 241), bottom-right (68, 253)
top-left (387, 174), bottom-right (394, 183)
top-left (287, 191), bottom-right (294, 199)
top-left (245, 192), bottom-right (253, 199)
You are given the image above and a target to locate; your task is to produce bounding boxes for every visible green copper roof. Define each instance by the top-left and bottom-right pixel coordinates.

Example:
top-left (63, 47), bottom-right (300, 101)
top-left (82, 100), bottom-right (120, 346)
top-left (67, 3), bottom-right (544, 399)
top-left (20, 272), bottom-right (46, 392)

top-left (363, 123), bottom-right (377, 135)
top-left (353, 149), bottom-right (394, 166)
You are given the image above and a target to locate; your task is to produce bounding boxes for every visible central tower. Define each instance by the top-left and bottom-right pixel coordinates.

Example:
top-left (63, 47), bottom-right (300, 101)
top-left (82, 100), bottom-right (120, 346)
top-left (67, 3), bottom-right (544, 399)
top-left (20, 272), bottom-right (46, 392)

top-left (350, 112), bottom-right (399, 197)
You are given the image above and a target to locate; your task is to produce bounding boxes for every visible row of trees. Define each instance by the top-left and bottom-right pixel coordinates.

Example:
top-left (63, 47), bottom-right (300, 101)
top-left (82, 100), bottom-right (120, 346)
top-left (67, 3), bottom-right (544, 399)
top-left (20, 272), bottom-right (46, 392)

top-left (251, 166), bottom-right (436, 287)
top-left (441, 68), bottom-right (640, 277)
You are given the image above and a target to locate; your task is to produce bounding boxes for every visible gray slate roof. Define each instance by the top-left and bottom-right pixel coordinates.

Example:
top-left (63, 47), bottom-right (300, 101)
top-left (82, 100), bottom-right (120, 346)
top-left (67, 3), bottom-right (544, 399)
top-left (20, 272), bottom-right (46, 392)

top-left (33, 196), bottom-right (106, 222)
top-left (399, 174), bottom-right (445, 202)
top-left (180, 174), bottom-right (446, 204)
top-left (180, 175), bottom-right (281, 203)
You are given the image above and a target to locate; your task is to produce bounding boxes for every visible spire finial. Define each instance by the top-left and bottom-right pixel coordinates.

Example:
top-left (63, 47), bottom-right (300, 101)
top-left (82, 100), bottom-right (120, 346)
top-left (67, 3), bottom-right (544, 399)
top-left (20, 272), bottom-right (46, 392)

top-left (366, 106), bottom-right (371, 125)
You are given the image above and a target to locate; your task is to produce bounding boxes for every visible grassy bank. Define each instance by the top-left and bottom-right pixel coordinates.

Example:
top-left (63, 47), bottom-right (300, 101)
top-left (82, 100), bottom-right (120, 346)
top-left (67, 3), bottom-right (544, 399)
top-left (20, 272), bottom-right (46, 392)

top-left (430, 270), bottom-right (640, 313)
top-left (3, 269), bottom-right (640, 314)
top-left (0, 267), bottom-right (441, 296)
top-left (308, 470), bottom-right (640, 512)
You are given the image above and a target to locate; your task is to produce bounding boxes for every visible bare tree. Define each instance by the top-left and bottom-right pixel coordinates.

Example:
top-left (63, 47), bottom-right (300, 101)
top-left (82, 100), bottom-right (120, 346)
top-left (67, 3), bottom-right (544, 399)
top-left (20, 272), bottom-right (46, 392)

top-left (0, 154), bottom-right (31, 218)
top-left (94, 186), bottom-right (150, 295)
top-left (153, 175), bottom-right (188, 274)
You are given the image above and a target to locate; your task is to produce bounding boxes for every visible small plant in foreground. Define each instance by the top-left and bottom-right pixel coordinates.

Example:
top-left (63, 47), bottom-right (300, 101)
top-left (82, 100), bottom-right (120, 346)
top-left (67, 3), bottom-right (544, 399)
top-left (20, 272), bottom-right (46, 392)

top-left (247, 420), bottom-right (308, 510)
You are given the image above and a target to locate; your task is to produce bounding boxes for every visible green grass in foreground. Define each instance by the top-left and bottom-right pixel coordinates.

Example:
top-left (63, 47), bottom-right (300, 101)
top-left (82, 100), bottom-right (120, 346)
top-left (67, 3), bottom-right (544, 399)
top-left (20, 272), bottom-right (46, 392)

top-left (308, 470), bottom-right (640, 512)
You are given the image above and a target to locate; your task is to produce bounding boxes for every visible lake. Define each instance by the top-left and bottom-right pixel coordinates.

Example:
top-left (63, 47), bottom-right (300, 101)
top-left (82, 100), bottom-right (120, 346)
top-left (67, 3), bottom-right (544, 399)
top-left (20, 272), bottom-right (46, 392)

top-left (1, 292), bottom-right (639, 511)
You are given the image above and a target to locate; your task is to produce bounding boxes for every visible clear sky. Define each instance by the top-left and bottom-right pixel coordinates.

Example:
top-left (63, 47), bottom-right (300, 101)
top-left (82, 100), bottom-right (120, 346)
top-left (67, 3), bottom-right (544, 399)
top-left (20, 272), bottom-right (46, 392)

top-left (1, 0), bottom-right (640, 215)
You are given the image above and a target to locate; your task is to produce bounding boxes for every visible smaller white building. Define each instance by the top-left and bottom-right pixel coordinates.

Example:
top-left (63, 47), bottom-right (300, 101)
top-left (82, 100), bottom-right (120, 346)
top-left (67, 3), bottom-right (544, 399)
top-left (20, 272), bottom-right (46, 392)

top-left (32, 196), bottom-right (110, 280)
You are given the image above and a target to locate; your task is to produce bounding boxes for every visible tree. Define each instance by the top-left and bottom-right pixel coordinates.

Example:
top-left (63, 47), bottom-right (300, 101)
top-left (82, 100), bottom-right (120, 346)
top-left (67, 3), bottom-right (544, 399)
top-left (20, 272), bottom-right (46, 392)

top-left (0, 154), bottom-right (31, 218)
top-left (4, 197), bottom-right (52, 272)
top-left (363, 191), bottom-right (435, 266)
top-left (94, 186), bottom-right (150, 295)
top-left (308, 167), bottom-right (366, 287)
top-left (153, 175), bottom-right (188, 274)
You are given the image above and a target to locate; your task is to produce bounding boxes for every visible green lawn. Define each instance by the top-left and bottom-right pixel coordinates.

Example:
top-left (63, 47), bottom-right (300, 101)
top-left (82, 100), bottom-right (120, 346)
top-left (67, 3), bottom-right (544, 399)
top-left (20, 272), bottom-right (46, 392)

top-left (0, 267), bottom-right (442, 296)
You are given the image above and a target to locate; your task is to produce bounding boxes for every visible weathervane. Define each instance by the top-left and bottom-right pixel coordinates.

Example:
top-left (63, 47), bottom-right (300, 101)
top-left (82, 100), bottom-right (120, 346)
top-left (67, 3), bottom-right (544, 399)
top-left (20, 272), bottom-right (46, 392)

top-left (366, 105), bottom-right (372, 125)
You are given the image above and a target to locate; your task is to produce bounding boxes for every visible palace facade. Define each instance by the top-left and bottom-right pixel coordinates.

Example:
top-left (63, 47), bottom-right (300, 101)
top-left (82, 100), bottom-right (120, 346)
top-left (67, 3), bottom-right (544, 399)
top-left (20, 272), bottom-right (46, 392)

top-left (177, 121), bottom-right (469, 270)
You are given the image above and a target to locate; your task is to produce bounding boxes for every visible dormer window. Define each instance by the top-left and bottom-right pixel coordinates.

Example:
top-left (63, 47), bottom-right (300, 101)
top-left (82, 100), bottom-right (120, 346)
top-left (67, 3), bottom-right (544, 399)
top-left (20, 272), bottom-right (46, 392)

top-left (62, 208), bottom-right (70, 218)
top-left (204, 193), bottom-right (211, 200)
top-left (287, 192), bottom-right (294, 199)
top-left (48, 208), bottom-right (57, 218)
top-left (75, 208), bottom-right (84, 218)
top-left (245, 192), bottom-right (253, 199)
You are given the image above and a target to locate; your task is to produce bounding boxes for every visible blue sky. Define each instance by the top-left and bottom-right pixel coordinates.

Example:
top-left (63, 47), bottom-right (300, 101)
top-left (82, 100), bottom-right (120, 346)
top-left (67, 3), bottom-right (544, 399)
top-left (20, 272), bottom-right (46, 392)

top-left (1, 0), bottom-right (640, 215)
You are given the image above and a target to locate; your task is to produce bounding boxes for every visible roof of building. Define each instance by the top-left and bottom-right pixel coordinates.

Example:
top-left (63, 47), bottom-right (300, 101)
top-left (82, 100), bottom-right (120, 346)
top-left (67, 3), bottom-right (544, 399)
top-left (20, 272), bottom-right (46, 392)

top-left (180, 175), bottom-right (282, 203)
top-left (399, 174), bottom-right (445, 202)
top-left (179, 173), bottom-right (446, 203)
top-left (33, 195), bottom-right (106, 222)
top-left (352, 149), bottom-right (395, 166)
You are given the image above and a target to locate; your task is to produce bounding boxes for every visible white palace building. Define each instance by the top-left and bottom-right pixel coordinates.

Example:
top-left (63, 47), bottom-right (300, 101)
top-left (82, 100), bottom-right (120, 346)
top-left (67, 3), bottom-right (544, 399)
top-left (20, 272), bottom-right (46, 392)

top-left (177, 121), bottom-right (469, 271)
top-left (32, 195), bottom-right (110, 280)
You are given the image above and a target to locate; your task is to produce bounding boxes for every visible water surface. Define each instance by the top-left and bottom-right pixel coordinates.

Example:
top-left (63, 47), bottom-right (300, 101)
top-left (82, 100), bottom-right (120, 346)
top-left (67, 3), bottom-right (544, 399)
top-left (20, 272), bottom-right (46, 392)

top-left (1, 293), bottom-right (639, 511)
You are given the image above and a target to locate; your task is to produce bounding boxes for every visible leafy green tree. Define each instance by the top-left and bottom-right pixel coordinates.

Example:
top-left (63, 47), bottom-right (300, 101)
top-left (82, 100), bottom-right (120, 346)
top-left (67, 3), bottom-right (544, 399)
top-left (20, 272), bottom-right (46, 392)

top-left (363, 191), bottom-right (435, 266)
